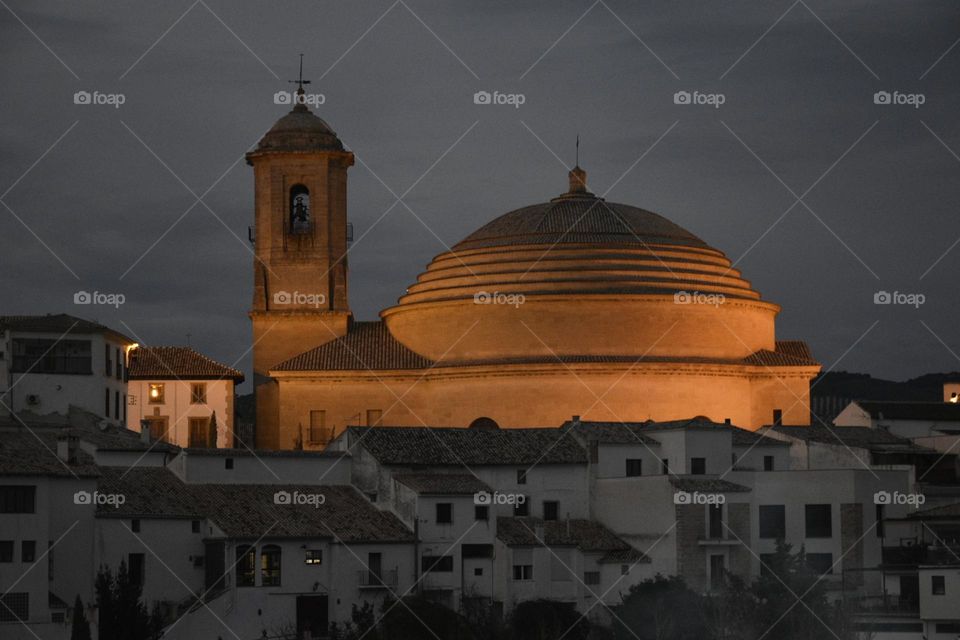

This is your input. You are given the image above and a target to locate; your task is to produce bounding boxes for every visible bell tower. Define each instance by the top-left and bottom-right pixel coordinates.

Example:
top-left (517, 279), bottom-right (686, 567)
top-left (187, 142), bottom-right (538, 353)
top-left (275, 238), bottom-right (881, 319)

top-left (247, 62), bottom-right (354, 447)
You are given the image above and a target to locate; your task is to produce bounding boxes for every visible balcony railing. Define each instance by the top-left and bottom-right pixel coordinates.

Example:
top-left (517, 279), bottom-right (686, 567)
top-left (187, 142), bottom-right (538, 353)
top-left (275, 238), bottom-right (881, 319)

top-left (357, 569), bottom-right (397, 589)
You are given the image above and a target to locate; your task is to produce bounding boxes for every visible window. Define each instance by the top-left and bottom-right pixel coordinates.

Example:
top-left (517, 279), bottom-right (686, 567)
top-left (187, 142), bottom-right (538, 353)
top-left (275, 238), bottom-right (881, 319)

top-left (104, 388), bottom-right (111, 418)
top-left (131, 519), bottom-right (141, 533)
top-left (115, 348), bottom-right (122, 380)
top-left (47, 541), bottom-right (53, 580)
top-left (691, 458), bottom-right (706, 475)
top-left (543, 501), bottom-right (559, 521)
top-left (148, 383), bottom-right (165, 404)
top-left (806, 553), bottom-right (834, 576)
top-left (309, 410), bottom-right (328, 443)
top-left (710, 554), bottom-right (726, 590)
top-left (661, 458), bottom-right (670, 475)
top-left (436, 503), bottom-right (453, 524)
top-left (236, 545), bottom-right (255, 587)
top-left (514, 497), bottom-right (529, 517)
top-left (625, 459), bottom-right (642, 477)
top-left (190, 383), bottom-right (207, 404)
top-left (422, 555), bottom-right (454, 573)
top-left (876, 504), bottom-right (885, 538)
top-left (143, 417), bottom-right (168, 442)
top-left (474, 567), bottom-right (483, 576)
top-left (10, 338), bottom-right (91, 374)
top-left (21, 541), bottom-right (35, 563)
top-left (114, 390), bottom-right (120, 420)
top-left (0, 593), bottom-right (28, 622)
top-left (759, 505), bottom-right (786, 539)
top-left (105, 344), bottom-right (113, 377)
top-left (805, 504), bottom-right (832, 538)
top-left (763, 455), bottom-right (775, 471)
top-left (366, 409), bottom-right (382, 426)
top-left (261, 545), bottom-right (282, 586)
top-left (128, 553), bottom-right (145, 586)
top-left (0, 541), bottom-right (12, 562)
top-left (225, 458), bottom-right (234, 470)
top-left (475, 505), bottom-right (489, 521)
top-left (188, 417), bottom-right (210, 448)
top-left (0, 486), bottom-right (36, 513)
top-left (932, 575), bottom-right (946, 595)
top-left (517, 469), bottom-right (527, 485)
top-left (772, 409), bottom-right (783, 425)
top-left (512, 565), bottom-right (533, 581)
top-left (122, 394), bottom-right (127, 424)
top-left (191, 521), bottom-right (200, 534)
top-left (289, 184), bottom-right (311, 234)
top-left (304, 550), bottom-right (323, 565)
top-left (708, 504), bottom-right (723, 539)
top-left (584, 571), bottom-right (600, 585)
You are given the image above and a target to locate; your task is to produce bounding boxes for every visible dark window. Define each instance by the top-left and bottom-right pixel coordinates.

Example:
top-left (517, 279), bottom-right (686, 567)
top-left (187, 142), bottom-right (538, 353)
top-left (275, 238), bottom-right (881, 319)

top-left (122, 395), bottom-right (127, 424)
top-left (759, 505), bottom-right (786, 539)
top-left (0, 593), bottom-right (28, 622)
top-left (191, 520), bottom-right (200, 534)
top-left (512, 565), bottom-right (533, 580)
top-left (805, 504), bottom-right (832, 538)
top-left (105, 344), bottom-right (112, 377)
top-left (47, 541), bottom-right (53, 580)
top-left (806, 553), bottom-right (834, 576)
top-left (114, 391), bottom-right (120, 420)
top-left (661, 458), bottom-right (670, 474)
top-left (128, 553), bottom-right (145, 586)
top-left (0, 541), bottom-right (12, 562)
top-left (625, 459), bottom-right (642, 477)
top-left (225, 458), bottom-right (234, 470)
top-left (543, 501), bottom-right (559, 521)
top-left (763, 456), bottom-right (775, 471)
top-left (475, 505), bottom-right (489, 521)
top-left (932, 575), bottom-right (946, 595)
top-left (10, 338), bottom-right (92, 374)
top-left (436, 503), bottom-right (452, 524)
top-left (305, 550), bottom-right (322, 565)
top-left (0, 486), bottom-right (36, 513)
top-left (236, 545), bottom-right (255, 587)
top-left (191, 383), bottom-right (207, 404)
top-left (115, 348), bottom-right (122, 380)
top-left (21, 541), bottom-right (35, 563)
top-left (708, 504), bottom-right (723, 539)
top-left (422, 555), bottom-right (453, 572)
top-left (876, 504), bottom-right (885, 538)
top-left (104, 388), bottom-right (110, 418)
top-left (189, 418), bottom-right (209, 448)
top-left (517, 469), bottom-right (527, 485)
top-left (691, 458), bottom-right (706, 475)
top-left (514, 497), bottom-right (529, 517)
top-left (584, 571), bottom-right (600, 585)
top-left (473, 567), bottom-right (483, 576)
top-left (131, 519), bottom-right (141, 533)
top-left (261, 545), bottom-right (282, 586)
top-left (936, 623), bottom-right (960, 633)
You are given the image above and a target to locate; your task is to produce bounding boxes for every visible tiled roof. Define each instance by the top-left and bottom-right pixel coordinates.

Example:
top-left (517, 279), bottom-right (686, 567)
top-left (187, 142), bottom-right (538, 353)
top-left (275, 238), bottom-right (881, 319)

top-left (97, 467), bottom-right (413, 542)
top-left (669, 477), bottom-right (751, 493)
top-left (565, 418), bottom-right (788, 448)
top-left (771, 424), bottom-right (934, 451)
top-left (273, 321), bottom-right (432, 372)
top-left (496, 517), bottom-right (647, 562)
top-left (348, 426), bottom-right (587, 466)
top-left (394, 473), bottom-right (491, 495)
top-left (743, 341), bottom-right (819, 367)
top-left (0, 428), bottom-right (100, 477)
top-left (128, 346), bottom-right (244, 381)
top-left (908, 502), bottom-right (960, 520)
top-left (856, 401), bottom-right (960, 422)
top-left (565, 421), bottom-right (661, 445)
top-left (0, 313), bottom-right (132, 342)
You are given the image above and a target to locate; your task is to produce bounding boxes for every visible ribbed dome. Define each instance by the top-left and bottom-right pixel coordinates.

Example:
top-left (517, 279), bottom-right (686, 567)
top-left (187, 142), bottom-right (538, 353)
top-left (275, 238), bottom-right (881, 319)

top-left (381, 167), bottom-right (779, 364)
top-left (248, 101), bottom-right (344, 159)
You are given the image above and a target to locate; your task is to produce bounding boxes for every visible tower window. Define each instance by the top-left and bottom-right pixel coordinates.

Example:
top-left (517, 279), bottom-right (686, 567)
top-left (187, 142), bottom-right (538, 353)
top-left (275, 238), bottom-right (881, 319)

top-left (289, 184), bottom-right (311, 234)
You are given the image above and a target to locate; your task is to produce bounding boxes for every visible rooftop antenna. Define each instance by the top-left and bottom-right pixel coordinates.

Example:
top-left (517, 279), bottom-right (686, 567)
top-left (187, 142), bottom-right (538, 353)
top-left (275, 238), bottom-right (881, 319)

top-left (288, 53), bottom-right (312, 101)
top-left (575, 134), bottom-right (580, 167)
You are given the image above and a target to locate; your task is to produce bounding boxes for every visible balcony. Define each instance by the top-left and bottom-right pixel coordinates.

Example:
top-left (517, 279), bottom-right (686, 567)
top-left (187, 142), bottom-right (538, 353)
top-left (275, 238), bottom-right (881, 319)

top-left (849, 594), bottom-right (919, 616)
top-left (357, 569), bottom-right (398, 589)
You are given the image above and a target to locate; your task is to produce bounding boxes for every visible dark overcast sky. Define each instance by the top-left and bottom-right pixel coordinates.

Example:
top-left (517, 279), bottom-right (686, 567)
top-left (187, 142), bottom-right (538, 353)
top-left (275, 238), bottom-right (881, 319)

top-left (2, 0), bottom-right (959, 391)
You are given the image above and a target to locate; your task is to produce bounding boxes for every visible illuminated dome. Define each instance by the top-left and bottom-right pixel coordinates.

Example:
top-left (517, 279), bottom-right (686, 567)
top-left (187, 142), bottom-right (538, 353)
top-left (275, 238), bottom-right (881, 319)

top-left (382, 167), bottom-right (779, 363)
top-left (247, 95), bottom-right (344, 160)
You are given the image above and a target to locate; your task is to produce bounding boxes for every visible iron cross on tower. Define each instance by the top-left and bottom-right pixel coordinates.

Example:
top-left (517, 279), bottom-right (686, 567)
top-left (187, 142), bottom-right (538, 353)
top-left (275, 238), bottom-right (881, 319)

top-left (288, 54), bottom-right (311, 103)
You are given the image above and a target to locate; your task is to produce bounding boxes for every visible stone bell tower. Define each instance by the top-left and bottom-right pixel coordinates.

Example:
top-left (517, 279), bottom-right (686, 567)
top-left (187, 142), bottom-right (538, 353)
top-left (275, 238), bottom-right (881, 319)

top-left (246, 74), bottom-right (354, 447)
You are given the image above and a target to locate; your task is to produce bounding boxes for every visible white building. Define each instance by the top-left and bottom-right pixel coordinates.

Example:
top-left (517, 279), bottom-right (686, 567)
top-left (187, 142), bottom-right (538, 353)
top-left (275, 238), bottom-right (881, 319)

top-left (125, 346), bottom-right (244, 449)
top-left (0, 314), bottom-right (134, 426)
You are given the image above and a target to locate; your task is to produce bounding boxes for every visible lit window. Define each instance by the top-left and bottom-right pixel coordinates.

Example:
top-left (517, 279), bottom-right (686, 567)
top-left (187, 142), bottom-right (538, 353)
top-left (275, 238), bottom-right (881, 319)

top-left (304, 550), bottom-right (322, 565)
top-left (261, 545), bottom-right (282, 586)
top-left (148, 384), bottom-right (165, 404)
top-left (236, 545), bottom-right (255, 587)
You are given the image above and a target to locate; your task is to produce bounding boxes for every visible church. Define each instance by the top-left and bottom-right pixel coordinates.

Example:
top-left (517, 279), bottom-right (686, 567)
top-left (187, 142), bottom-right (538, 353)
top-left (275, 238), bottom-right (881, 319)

top-left (248, 90), bottom-right (820, 450)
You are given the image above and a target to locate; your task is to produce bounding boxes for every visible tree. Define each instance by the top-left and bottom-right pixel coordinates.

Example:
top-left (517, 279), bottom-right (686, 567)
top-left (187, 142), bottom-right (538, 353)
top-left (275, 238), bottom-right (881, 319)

top-left (70, 595), bottom-right (92, 640)
top-left (208, 411), bottom-right (218, 448)
top-left (94, 562), bottom-right (152, 640)
top-left (614, 575), bottom-right (709, 640)
top-left (510, 600), bottom-right (591, 640)
top-left (94, 566), bottom-right (116, 640)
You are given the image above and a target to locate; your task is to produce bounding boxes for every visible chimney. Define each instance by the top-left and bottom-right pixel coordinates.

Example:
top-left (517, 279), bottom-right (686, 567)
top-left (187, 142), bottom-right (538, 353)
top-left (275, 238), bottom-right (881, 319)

top-left (772, 409), bottom-right (783, 426)
top-left (57, 433), bottom-right (78, 464)
top-left (724, 418), bottom-right (731, 425)
top-left (140, 420), bottom-right (151, 444)
top-left (571, 415), bottom-right (581, 428)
